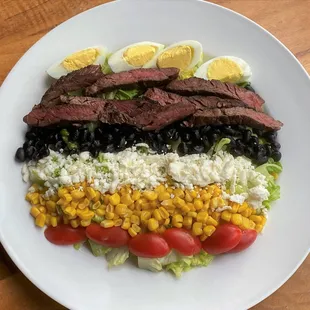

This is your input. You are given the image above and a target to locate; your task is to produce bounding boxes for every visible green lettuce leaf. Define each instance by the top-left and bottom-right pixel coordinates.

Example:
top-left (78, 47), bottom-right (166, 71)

top-left (105, 247), bottom-right (129, 268)
top-left (101, 88), bottom-right (140, 100)
top-left (165, 251), bottom-right (214, 277)
top-left (88, 240), bottom-right (111, 257)
top-left (137, 251), bottom-right (179, 272)
top-left (214, 138), bottom-right (231, 153)
top-left (101, 53), bottom-right (113, 74)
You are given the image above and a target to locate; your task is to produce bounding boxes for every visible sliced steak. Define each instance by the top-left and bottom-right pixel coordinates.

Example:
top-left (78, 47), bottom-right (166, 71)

top-left (40, 65), bottom-right (104, 107)
top-left (144, 88), bottom-right (248, 109)
top-left (166, 77), bottom-right (264, 111)
top-left (187, 107), bottom-right (283, 131)
top-left (85, 67), bottom-right (179, 96)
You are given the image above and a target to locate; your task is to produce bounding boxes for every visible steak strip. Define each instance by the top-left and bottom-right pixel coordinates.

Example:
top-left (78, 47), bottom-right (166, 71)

top-left (144, 88), bottom-right (249, 109)
top-left (40, 65), bottom-right (104, 108)
top-left (166, 77), bottom-right (264, 111)
top-left (85, 67), bottom-right (179, 96)
top-left (187, 107), bottom-right (283, 131)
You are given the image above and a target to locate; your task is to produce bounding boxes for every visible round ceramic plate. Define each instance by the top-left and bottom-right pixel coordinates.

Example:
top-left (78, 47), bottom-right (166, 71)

top-left (0, 0), bottom-right (309, 309)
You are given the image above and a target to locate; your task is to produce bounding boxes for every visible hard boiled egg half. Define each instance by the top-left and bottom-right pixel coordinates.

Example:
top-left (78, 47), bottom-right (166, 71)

top-left (150, 40), bottom-right (203, 72)
top-left (194, 56), bottom-right (252, 83)
top-left (47, 46), bottom-right (109, 79)
top-left (108, 42), bottom-right (165, 73)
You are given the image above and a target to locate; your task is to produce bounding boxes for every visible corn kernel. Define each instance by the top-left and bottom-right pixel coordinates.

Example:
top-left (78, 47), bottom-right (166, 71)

top-left (192, 222), bottom-right (203, 236)
top-left (57, 188), bottom-right (68, 198)
top-left (45, 214), bottom-right (51, 226)
top-left (155, 184), bottom-right (165, 193)
top-left (39, 196), bottom-right (45, 206)
top-left (30, 207), bottom-right (40, 218)
top-left (46, 201), bottom-right (56, 212)
top-left (93, 191), bottom-right (101, 203)
top-left (140, 210), bottom-right (151, 222)
top-left (255, 224), bottom-right (264, 233)
top-left (231, 203), bottom-right (240, 214)
top-left (35, 213), bottom-right (46, 227)
top-left (143, 191), bottom-right (158, 201)
top-left (181, 205), bottom-right (191, 214)
top-left (39, 206), bottom-right (46, 213)
top-left (197, 211), bottom-right (209, 223)
top-left (149, 201), bottom-right (158, 208)
top-left (158, 207), bottom-right (169, 219)
top-left (132, 223), bottom-right (141, 233)
top-left (131, 214), bottom-right (140, 225)
top-left (240, 217), bottom-right (251, 230)
top-left (211, 212), bottom-right (221, 221)
top-left (241, 208), bottom-right (252, 218)
top-left (190, 190), bottom-right (198, 199)
top-left (63, 215), bottom-right (69, 225)
top-left (164, 218), bottom-right (170, 226)
top-left (221, 210), bottom-right (232, 222)
top-left (200, 234), bottom-right (208, 241)
top-left (153, 209), bottom-right (162, 221)
top-left (141, 202), bottom-right (151, 210)
top-left (115, 204), bottom-right (127, 216)
top-left (92, 201), bottom-right (101, 210)
top-left (128, 227), bottom-right (137, 237)
top-left (121, 194), bottom-right (134, 205)
top-left (187, 211), bottom-right (197, 218)
top-left (249, 215), bottom-right (262, 224)
top-left (183, 216), bottom-right (193, 227)
top-left (121, 218), bottom-right (131, 230)
top-left (249, 220), bottom-right (256, 229)
top-left (238, 202), bottom-right (248, 213)
top-left (96, 208), bottom-right (105, 217)
top-left (148, 218), bottom-right (159, 231)
top-left (101, 220), bottom-right (115, 228)
top-left (172, 214), bottom-right (183, 228)
top-left (173, 188), bottom-right (185, 198)
top-left (128, 203), bottom-right (135, 211)
top-left (105, 212), bottom-right (115, 220)
top-left (201, 193), bottom-right (212, 202)
top-left (131, 190), bottom-right (141, 201)
top-left (64, 207), bottom-right (76, 217)
top-left (261, 216), bottom-right (267, 226)
top-left (51, 216), bottom-right (57, 227)
top-left (157, 225), bottom-right (166, 234)
top-left (85, 187), bottom-right (96, 200)
top-left (103, 194), bottom-right (110, 205)
top-left (158, 192), bottom-right (170, 201)
top-left (83, 198), bottom-right (90, 207)
top-left (70, 219), bottom-right (80, 228)
top-left (106, 205), bottom-right (114, 213)
top-left (63, 194), bottom-right (73, 203)
top-left (173, 196), bottom-right (186, 208)
top-left (80, 219), bottom-right (91, 227)
top-left (50, 195), bottom-right (59, 202)
top-left (203, 225), bottom-right (216, 236)
top-left (231, 214), bottom-right (243, 226)
top-left (79, 210), bottom-right (95, 220)
top-left (206, 216), bottom-right (218, 226)
top-left (166, 187), bottom-right (173, 194)
top-left (109, 193), bottom-right (121, 206)
top-left (114, 219), bottom-right (123, 226)
top-left (161, 199), bottom-right (173, 207)
top-left (133, 210), bottom-right (141, 217)
top-left (194, 199), bottom-right (203, 211)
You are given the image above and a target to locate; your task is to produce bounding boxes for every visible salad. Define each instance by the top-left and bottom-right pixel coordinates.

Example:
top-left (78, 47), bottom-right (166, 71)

top-left (17, 40), bottom-right (283, 277)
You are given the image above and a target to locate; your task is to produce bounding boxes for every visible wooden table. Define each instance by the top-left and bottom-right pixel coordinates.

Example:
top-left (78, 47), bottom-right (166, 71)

top-left (0, 0), bottom-right (309, 309)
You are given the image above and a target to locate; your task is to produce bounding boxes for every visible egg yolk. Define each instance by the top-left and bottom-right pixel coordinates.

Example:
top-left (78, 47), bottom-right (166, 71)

top-left (62, 48), bottom-right (99, 71)
top-left (124, 45), bottom-right (157, 67)
top-left (207, 58), bottom-right (242, 83)
top-left (157, 45), bottom-right (193, 70)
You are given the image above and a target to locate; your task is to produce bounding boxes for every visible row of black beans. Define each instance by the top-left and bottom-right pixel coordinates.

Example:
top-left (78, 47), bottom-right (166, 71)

top-left (15, 123), bottom-right (281, 165)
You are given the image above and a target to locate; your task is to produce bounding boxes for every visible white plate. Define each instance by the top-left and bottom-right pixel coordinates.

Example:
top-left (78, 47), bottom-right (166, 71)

top-left (0, 0), bottom-right (309, 309)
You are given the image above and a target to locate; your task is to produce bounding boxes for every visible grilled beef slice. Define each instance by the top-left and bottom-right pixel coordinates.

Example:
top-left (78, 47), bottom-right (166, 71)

top-left (144, 88), bottom-right (249, 109)
top-left (40, 65), bottom-right (104, 107)
top-left (85, 67), bottom-right (179, 96)
top-left (166, 77), bottom-right (264, 111)
top-left (187, 107), bottom-right (283, 131)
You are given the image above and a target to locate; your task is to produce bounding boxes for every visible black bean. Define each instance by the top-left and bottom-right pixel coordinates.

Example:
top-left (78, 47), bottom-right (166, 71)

top-left (272, 150), bottom-right (282, 162)
top-left (256, 155), bottom-right (268, 165)
top-left (102, 133), bottom-right (114, 144)
top-left (164, 128), bottom-right (179, 142)
top-left (230, 148), bottom-right (243, 157)
top-left (23, 140), bottom-right (34, 150)
top-left (106, 144), bottom-right (115, 153)
top-left (156, 133), bottom-right (165, 144)
top-left (191, 144), bottom-right (205, 154)
top-left (212, 127), bottom-right (222, 135)
top-left (115, 137), bottom-right (126, 151)
top-left (32, 152), bottom-right (42, 161)
top-left (227, 136), bottom-right (236, 149)
top-left (236, 125), bottom-right (247, 132)
top-left (39, 147), bottom-right (50, 158)
top-left (223, 125), bottom-right (238, 136)
top-left (55, 141), bottom-right (65, 151)
top-left (80, 142), bottom-right (91, 152)
top-left (243, 130), bottom-right (252, 143)
top-left (202, 136), bottom-right (211, 150)
top-left (178, 142), bottom-right (189, 156)
top-left (35, 140), bottom-right (45, 149)
top-left (200, 125), bottom-right (211, 137)
top-left (69, 149), bottom-right (79, 155)
top-left (263, 131), bottom-right (277, 143)
top-left (71, 129), bottom-right (80, 141)
top-left (257, 144), bottom-right (267, 156)
top-left (236, 139), bottom-right (245, 152)
top-left (26, 146), bottom-right (36, 159)
top-left (244, 146), bottom-right (254, 158)
top-left (181, 132), bottom-right (191, 143)
top-left (25, 131), bottom-right (37, 140)
top-left (93, 140), bottom-right (101, 148)
top-left (209, 133), bottom-right (220, 144)
top-left (79, 129), bottom-right (88, 142)
top-left (15, 147), bottom-right (25, 162)
top-left (271, 141), bottom-right (281, 150)
top-left (253, 129), bottom-right (264, 137)
top-left (127, 133), bottom-right (136, 142)
top-left (192, 129), bottom-right (201, 142)
top-left (90, 147), bottom-right (99, 158)
top-left (87, 131), bottom-right (95, 142)
top-left (265, 144), bottom-right (273, 157)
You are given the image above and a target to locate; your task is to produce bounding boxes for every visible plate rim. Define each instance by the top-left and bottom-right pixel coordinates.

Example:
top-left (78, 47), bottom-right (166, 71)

top-left (0, 0), bottom-right (309, 309)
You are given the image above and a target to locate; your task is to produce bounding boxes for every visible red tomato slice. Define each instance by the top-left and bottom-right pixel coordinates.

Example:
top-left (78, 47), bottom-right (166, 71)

top-left (202, 223), bottom-right (242, 255)
top-left (86, 224), bottom-right (130, 248)
top-left (44, 224), bottom-right (87, 245)
top-left (163, 228), bottom-right (201, 256)
top-left (229, 229), bottom-right (258, 253)
top-left (129, 233), bottom-right (170, 258)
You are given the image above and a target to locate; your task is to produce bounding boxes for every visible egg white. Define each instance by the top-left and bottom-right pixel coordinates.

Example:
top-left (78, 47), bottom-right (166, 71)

top-left (148, 40), bottom-right (203, 71)
top-left (108, 41), bottom-right (165, 73)
top-left (194, 56), bottom-right (252, 83)
top-left (47, 46), bottom-right (109, 79)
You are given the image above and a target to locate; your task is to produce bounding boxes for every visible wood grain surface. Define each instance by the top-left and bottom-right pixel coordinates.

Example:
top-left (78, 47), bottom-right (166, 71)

top-left (0, 0), bottom-right (309, 309)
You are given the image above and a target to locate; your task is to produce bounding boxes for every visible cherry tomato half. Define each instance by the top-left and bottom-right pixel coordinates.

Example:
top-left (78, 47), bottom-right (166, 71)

top-left (44, 224), bottom-right (87, 245)
top-left (163, 228), bottom-right (201, 256)
top-left (86, 224), bottom-right (130, 248)
top-left (229, 229), bottom-right (257, 253)
top-left (129, 233), bottom-right (170, 258)
top-left (202, 223), bottom-right (242, 255)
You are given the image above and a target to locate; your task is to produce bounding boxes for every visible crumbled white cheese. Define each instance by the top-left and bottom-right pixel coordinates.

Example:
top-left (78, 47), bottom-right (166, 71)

top-left (22, 148), bottom-right (269, 209)
top-left (215, 205), bottom-right (232, 212)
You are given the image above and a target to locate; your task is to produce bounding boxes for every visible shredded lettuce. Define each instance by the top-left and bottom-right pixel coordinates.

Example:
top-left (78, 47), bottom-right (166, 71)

top-left (138, 251), bottom-right (213, 277)
top-left (165, 251), bottom-right (214, 277)
top-left (105, 247), bottom-right (129, 268)
top-left (101, 53), bottom-right (113, 74)
top-left (256, 159), bottom-right (282, 209)
top-left (101, 88), bottom-right (140, 100)
top-left (88, 240), bottom-right (111, 256)
top-left (73, 242), bottom-right (83, 250)
top-left (214, 138), bottom-right (231, 153)
top-left (67, 89), bottom-right (83, 96)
